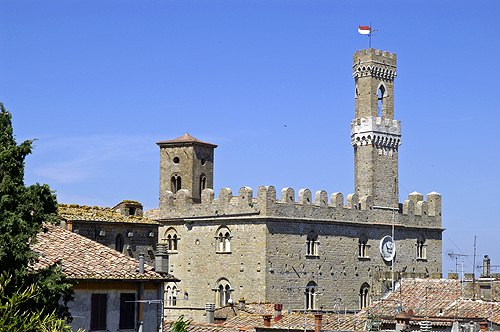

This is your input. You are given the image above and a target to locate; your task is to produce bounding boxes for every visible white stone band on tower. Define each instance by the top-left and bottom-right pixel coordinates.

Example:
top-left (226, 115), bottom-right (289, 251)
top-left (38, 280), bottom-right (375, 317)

top-left (351, 116), bottom-right (401, 150)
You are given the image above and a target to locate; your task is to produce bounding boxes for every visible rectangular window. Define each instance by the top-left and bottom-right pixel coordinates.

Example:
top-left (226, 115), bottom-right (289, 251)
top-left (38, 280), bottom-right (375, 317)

top-left (120, 293), bottom-right (136, 329)
top-left (91, 293), bottom-right (107, 331)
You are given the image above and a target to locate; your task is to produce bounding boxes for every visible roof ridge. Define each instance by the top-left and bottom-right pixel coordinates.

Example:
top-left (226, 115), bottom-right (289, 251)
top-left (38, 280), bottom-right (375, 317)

top-left (156, 133), bottom-right (217, 147)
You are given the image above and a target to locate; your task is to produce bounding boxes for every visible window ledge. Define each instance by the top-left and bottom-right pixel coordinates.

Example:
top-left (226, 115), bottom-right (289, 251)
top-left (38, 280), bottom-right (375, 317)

top-left (416, 257), bottom-right (427, 261)
top-left (216, 251), bottom-right (232, 254)
top-left (358, 256), bottom-right (371, 260)
top-left (167, 251), bottom-right (178, 254)
top-left (305, 255), bottom-right (320, 259)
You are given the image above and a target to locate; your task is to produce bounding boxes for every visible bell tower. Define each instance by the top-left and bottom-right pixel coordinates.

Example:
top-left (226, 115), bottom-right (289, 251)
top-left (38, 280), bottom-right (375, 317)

top-left (157, 133), bottom-right (217, 203)
top-left (351, 49), bottom-right (401, 208)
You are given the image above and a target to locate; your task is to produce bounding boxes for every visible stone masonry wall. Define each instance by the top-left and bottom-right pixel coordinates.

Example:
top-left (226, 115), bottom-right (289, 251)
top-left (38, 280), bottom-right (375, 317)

top-left (159, 144), bottom-right (214, 201)
top-left (159, 220), bottom-right (267, 322)
top-left (72, 221), bottom-right (159, 266)
top-left (353, 49), bottom-right (397, 120)
top-left (157, 214), bottom-right (441, 321)
top-left (265, 220), bottom-right (442, 311)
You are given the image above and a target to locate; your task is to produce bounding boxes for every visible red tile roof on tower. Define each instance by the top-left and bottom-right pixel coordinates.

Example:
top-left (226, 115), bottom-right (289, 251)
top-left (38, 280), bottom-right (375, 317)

top-left (31, 223), bottom-right (174, 281)
top-left (156, 133), bottom-right (218, 147)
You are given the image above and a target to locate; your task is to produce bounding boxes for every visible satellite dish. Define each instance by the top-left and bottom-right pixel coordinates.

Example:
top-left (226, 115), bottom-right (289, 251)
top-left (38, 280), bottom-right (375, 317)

top-left (407, 309), bottom-right (414, 316)
top-left (228, 299), bottom-right (234, 305)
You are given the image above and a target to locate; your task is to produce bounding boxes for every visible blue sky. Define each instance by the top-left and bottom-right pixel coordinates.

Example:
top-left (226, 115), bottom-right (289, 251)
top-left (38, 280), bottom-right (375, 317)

top-left (1, 1), bottom-right (499, 279)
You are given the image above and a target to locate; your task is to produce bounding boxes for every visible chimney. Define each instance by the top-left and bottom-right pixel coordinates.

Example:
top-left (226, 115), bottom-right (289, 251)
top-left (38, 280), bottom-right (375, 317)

top-left (479, 322), bottom-right (488, 332)
top-left (66, 220), bottom-right (73, 231)
top-left (262, 314), bottom-right (272, 327)
top-left (314, 314), bottom-right (322, 332)
top-left (155, 244), bottom-right (169, 273)
top-left (274, 303), bottom-right (283, 322)
top-left (139, 253), bottom-right (145, 274)
top-left (206, 303), bottom-right (215, 324)
top-left (395, 311), bottom-right (410, 332)
top-left (239, 298), bottom-right (246, 310)
top-left (483, 255), bottom-right (490, 277)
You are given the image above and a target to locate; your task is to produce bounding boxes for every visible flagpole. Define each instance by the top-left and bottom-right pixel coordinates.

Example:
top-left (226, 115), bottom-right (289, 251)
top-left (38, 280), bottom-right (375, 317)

top-left (369, 21), bottom-right (372, 48)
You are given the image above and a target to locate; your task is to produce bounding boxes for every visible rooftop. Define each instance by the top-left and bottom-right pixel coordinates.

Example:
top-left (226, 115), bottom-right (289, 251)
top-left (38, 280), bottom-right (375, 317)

top-left (31, 223), bottom-right (173, 281)
top-left (156, 133), bottom-right (218, 148)
top-left (58, 203), bottom-right (159, 225)
top-left (358, 278), bottom-right (500, 325)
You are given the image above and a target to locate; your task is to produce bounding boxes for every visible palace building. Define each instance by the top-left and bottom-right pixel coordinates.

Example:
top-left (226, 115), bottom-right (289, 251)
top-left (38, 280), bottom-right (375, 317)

top-left (151, 49), bottom-right (443, 322)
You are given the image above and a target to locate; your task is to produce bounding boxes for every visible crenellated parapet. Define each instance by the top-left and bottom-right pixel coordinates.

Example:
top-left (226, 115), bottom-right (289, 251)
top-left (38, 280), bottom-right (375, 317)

top-left (158, 186), bottom-right (441, 228)
top-left (351, 116), bottom-right (402, 151)
top-left (353, 49), bottom-right (397, 81)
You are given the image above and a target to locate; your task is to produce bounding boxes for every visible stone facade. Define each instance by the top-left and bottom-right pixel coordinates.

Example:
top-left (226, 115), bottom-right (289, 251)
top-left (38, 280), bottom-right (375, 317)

top-left (157, 133), bottom-right (217, 203)
top-left (153, 48), bottom-right (443, 322)
top-left (59, 201), bottom-right (160, 266)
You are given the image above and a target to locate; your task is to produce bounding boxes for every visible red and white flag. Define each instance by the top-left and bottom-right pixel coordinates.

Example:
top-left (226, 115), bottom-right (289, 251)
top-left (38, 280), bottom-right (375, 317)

top-left (358, 25), bottom-right (371, 35)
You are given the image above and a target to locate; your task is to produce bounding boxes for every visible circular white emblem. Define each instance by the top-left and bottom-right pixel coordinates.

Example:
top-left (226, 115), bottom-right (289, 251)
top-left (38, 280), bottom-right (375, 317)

top-left (380, 235), bottom-right (395, 261)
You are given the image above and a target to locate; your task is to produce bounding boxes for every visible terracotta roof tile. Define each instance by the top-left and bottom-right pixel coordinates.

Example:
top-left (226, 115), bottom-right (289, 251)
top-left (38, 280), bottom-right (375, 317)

top-left (164, 321), bottom-right (254, 332)
top-left (357, 278), bottom-right (500, 325)
top-left (156, 133), bottom-right (217, 147)
top-left (58, 204), bottom-right (159, 225)
top-left (144, 207), bottom-right (160, 220)
top-left (226, 312), bottom-right (364, 331)
top-left (31, 224), bottom-right (173, 281)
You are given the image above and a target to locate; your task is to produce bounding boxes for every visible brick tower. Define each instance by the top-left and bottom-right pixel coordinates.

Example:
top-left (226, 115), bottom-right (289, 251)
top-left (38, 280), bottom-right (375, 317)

top-left (351, 49), bottom-right (401, 208)
top-left (157, 133), bottom-right (217, 202)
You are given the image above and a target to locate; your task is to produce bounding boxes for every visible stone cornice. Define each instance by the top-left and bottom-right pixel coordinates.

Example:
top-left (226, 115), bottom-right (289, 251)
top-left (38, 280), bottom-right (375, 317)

top-left (351, 116), bottom-right (402, 148)
top-left (353, 63), bottom-right (397, 80)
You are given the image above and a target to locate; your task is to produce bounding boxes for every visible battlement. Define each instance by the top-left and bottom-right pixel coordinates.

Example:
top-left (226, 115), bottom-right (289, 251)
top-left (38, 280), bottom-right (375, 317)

top-left (351, 116), bottom-right (402, 148)
top-left (158, 186), bottom-right (441, 228)
top-left (353, 49), bottom-right (397, 81)
top-left (351, 116), bottom-right (401, 134)
top-left (353, 48), bottom-right (397, 65)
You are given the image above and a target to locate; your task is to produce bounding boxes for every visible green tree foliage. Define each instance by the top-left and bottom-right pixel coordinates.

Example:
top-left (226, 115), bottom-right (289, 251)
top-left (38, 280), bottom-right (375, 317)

top-left (167, 315), bottom-right (192, 332)
top-left (0, 274), bottom-right (72, 332)
top-left (0, 103), bottom-right (73, 321)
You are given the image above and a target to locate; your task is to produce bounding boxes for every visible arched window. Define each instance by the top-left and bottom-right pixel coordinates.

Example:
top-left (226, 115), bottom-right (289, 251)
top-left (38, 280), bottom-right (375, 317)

top-left (358, 234), bottom-right (368, 258)
top-left (417, 235), bottom-right (426, 259)
top-left (116, 234), bottom-right (124, 253)
top-left (306, 231), bottom-right (318, 256)
top-left (359, 283), bottom-right (370, 309)
top-left (164, 228), bottom-right (179, 252)
top-left (171, 173), bottom-right (181, 194)
top-left (378, 84), bottom-right (386, 117)
top-left (199, 174), bottom-right (207, 197)
top-left (216, 227), bottom-right (231, 253)
top-left (214, 279), bottom-right (232, 307)
top-left (305, 281), bottom-right (317, 310)
top-left (166, 283), bottom-right (178, 307)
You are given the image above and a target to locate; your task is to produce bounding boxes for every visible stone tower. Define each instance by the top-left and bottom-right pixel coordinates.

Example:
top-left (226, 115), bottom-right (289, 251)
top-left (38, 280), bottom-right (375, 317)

top-left (157, 133), bottom-right (217, 202)
top-left (351, 49), bottom-right (401, 208)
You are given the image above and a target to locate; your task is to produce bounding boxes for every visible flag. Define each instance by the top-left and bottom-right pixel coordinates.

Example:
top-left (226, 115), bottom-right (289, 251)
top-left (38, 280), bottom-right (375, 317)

top-left (358, 25), bottom-right (371, 35)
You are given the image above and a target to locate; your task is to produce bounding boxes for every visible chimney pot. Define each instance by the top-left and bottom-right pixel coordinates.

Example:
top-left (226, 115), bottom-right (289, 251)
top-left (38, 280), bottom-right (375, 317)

top-left (206, 303), bottom-right (215, 324)
top-left (483, 255), bottom-right (490, 277)
top-left (274, 303), bottom-right (283, 322)
top-left (262, 314), bottom-right (272, 327)
top-left (314, 313), bottom-right (322, 332)
top-left (239, 298), bottom-right (246, 310)
top-left (139, 253), bottom-right (145, 274)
